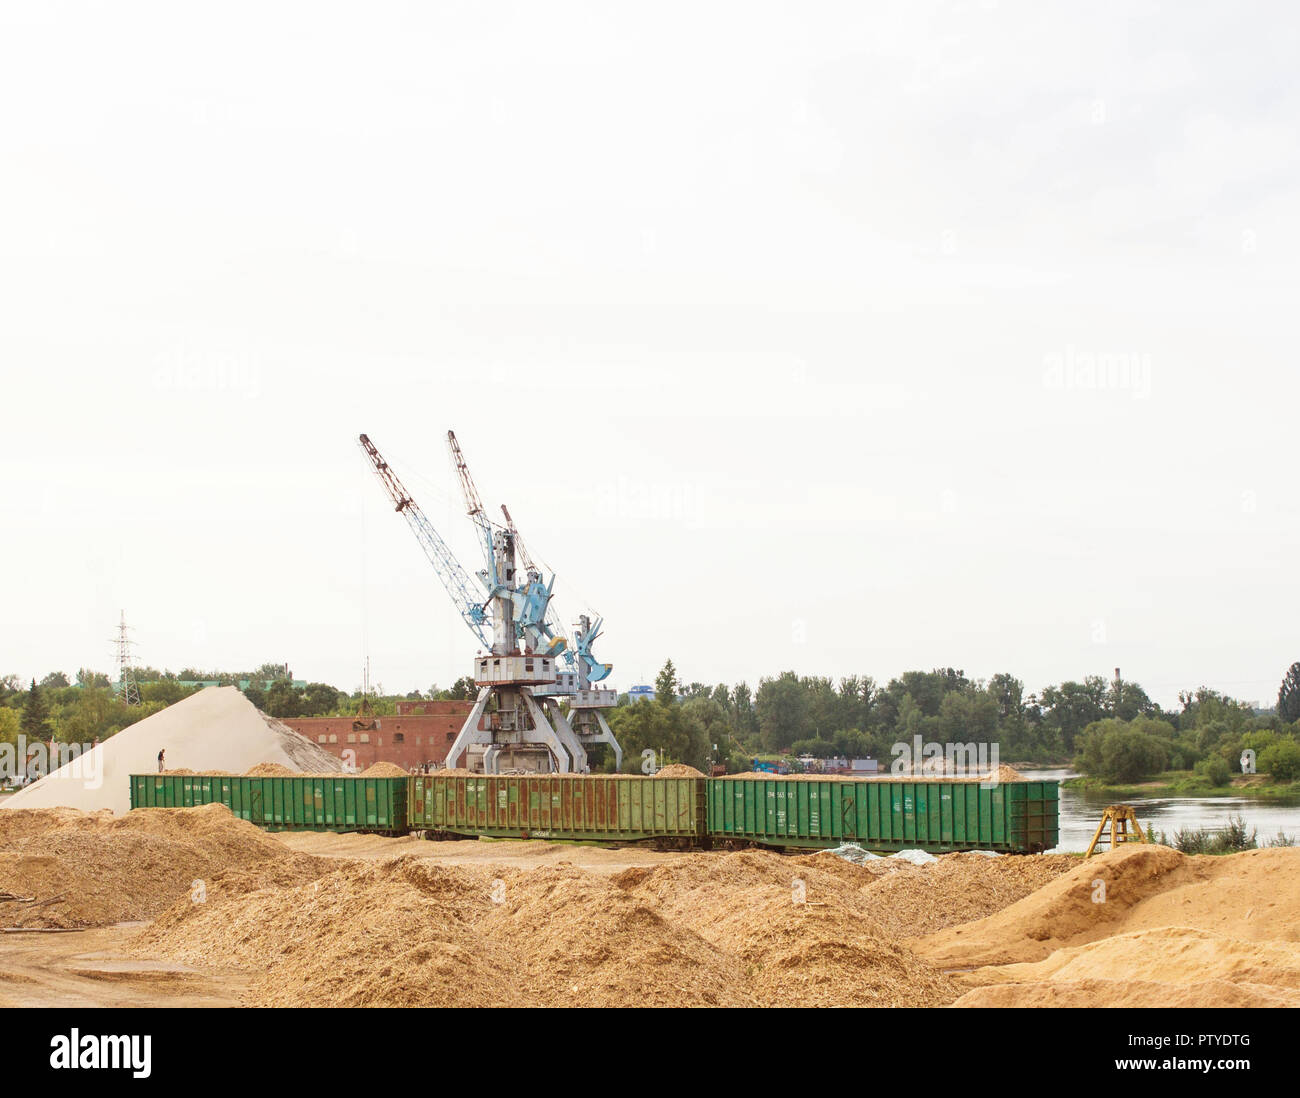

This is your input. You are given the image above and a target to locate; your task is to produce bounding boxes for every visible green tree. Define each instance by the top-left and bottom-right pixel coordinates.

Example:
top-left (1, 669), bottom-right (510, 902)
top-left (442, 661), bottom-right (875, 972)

top-left (242, 681), bottom-right (268, 711)
top-left (63, 688), bottom-right (113, 744)
top-left (608, 660), bottom-right (709, 771)
top-left (1109, 675), bottom-right (1158, 721)
top-left (40, 670), bottom-right (70, 689)
top-left (0, 707), bottom-right (19, 745)
top-left (20, 680), bottom-right (52, 740)
top-left (730, 681), bottom-right (758, 740)
top-left (656, 660), bottom-right (679, 702)
top-left (1278, 663), bottom-right (1300, 725)
top-left (1259, 739), bottom-right (1300, 782)
top-left (263, 680), bottom-right (305, 718)
top-left (755, 671), bottom-right (810, 751)
top-left (1194, 754), bottom-right (1232, 787)
top-left (1074, 718), bottom-right (1173, 783)
top-left (1040, 677), bottom-right (1109, 754)
top-left (445, 676), bottom-right (476, 701)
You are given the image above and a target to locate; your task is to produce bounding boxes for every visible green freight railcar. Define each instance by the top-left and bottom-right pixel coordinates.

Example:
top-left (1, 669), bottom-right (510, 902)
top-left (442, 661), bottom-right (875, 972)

top-left (706, 777), bottom-right (1058, 853)
top-left (410, 774), bottom-right (708, 844)
top-left (129, 774), bottom-right (409, 834)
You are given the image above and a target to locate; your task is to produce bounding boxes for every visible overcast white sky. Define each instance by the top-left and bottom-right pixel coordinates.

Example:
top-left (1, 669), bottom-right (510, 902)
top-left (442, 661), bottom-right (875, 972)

top-left (2, 2), bottom-right (1296, 708)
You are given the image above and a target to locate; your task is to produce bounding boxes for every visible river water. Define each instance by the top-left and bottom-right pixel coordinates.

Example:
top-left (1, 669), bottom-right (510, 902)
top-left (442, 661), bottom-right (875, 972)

top-left (1020, 768), bottom-right (1300, 853)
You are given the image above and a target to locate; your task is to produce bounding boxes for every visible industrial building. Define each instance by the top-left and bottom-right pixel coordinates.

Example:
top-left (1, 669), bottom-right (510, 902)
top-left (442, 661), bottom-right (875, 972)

top-left (284, 699), bottom-right (473, 771)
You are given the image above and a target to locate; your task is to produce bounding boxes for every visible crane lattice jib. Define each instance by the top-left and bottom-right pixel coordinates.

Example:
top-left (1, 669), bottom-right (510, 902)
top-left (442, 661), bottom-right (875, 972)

top-left (447, 430), bottom-right (496, 574)
top-left (358, 434), bottom-right (491, 648)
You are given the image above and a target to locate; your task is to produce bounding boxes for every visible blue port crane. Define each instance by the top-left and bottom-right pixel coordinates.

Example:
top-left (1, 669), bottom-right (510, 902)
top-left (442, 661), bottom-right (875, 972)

top-left (360, 430), bottom-right (600, 773)
top-left (446, 432), bottom-right (567, 659)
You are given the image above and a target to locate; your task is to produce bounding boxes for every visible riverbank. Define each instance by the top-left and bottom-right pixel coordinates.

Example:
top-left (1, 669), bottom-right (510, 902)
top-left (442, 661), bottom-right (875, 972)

top-left (1063, 772), bottom-right (1300, 801)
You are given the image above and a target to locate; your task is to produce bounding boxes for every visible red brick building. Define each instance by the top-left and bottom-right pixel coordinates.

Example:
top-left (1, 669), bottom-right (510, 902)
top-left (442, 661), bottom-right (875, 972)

top-left (284, 700), bottom-right (473, 771)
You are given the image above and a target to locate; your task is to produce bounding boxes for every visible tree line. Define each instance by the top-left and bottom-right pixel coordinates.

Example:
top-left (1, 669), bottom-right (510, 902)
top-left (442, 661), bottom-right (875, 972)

top-left (602, 660), bottom-right (1300, 778)
top-left (5, 660), bottom-right (1298, 784)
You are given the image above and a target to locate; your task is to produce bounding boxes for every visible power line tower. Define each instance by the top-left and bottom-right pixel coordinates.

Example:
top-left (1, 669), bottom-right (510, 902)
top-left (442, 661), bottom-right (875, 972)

top-left (112, 610), bottom-right (141, 706)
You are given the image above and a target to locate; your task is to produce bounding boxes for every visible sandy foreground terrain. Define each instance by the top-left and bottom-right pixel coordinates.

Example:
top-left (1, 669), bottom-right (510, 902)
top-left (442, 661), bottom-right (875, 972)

top-left (1, 803), bottom-right (1297, 1008)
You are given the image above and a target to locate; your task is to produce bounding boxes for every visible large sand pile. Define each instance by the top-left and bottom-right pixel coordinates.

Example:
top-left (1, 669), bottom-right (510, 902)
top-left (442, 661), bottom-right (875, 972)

top-left (911, 845), bottom-right (1300, 969)
top-left (1, 687), bottom-right (342, 814)
top-left (808, 851), bottom-right (1078, 939)
top-left (0, 804), bottom-right (335, 928)
top-left (953, 976), bottom-right (1300, 1008)
top-left (136, 857), bottom-right (756, 1007)
top-left (133, 845), bottom-right (961, 1007)
top-left (950, 926), bottom-right (1300, 1007)
top-left (609, 851), bottom-right (959, 1006)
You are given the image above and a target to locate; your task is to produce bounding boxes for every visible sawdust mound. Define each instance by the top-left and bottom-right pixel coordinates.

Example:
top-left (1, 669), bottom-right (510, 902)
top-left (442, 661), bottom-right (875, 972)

top-left (913, 846), bottom-right (1300, 969)
top-left (0, 804), bottom-right (333, 928)
top-left (821, 852), bottom-right (1077, 939)
top-left (137, 857), bottom-right (518, 1006)
top-left (701, 886), bottom-right (955, 1006)
top-left (244, 763), bottom-right (296, 777)
top-left (962, 927), bottom-right (1300, 992)
top-left (613, 851), bottom-right (958, 1006)
top-left (0, 807), bottom-right (114, 845)
top-left (954, 978), bottom-right (1300, 1008)
top-left (136, 857), bottom-right (749, 1007)
top-left (360, 762), bottom-right (408, 777)
top-left (136, 847), bottom-right (960, 1007)
top-left (484, 864), bottom-right (752, 1006)
top-left (654, 764), bottom-right (704, 778)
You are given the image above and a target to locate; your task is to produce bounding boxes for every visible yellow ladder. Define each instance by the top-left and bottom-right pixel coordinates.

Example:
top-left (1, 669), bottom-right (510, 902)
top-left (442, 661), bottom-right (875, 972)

top-left (1084, 804), bottom-right (1147, 858)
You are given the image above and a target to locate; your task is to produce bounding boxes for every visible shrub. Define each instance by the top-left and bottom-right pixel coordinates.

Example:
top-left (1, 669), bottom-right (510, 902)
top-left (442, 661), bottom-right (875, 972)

top-left (1163, 816), bottom-right (1257, 854)
top-left (1258, 739), bottom-right (1300, 782)
top-left (1193, 754), bottom-right (1232, 787)
top-left (1214, 815), bottom-right (1257, 852)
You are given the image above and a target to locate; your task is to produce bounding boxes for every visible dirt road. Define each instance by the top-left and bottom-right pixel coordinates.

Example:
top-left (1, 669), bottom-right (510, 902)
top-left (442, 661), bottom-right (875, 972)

top-left (0, 925), bottom-right (247, 1008)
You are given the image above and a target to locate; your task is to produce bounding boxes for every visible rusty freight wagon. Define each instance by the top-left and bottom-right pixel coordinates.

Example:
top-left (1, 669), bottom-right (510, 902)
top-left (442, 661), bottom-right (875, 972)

top-left (409, 773), bottom-right (708, 844)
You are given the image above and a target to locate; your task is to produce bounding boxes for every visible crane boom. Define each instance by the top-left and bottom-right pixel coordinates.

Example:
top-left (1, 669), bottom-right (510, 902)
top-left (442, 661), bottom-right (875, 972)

top-left (446, 430), bottom-right (496, 574)
top-left (357, 434), bottom-right (491, 648)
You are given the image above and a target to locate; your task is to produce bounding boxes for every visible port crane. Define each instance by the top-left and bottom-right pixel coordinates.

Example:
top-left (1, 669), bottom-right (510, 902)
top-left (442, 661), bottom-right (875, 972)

top-left (358, 431), bottom-right (621, 773)
top-left (500, 504), bottom-right (623, 771)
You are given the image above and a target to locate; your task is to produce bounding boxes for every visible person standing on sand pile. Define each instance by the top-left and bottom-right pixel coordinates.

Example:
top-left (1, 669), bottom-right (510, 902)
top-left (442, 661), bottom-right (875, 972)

top-left (157, 749), bottom-right (165, 773)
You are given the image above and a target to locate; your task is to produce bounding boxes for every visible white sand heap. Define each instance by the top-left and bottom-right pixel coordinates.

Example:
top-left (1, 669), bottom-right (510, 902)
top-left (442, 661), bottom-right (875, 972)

top-left (1, 686), bottom-right (342, 815)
